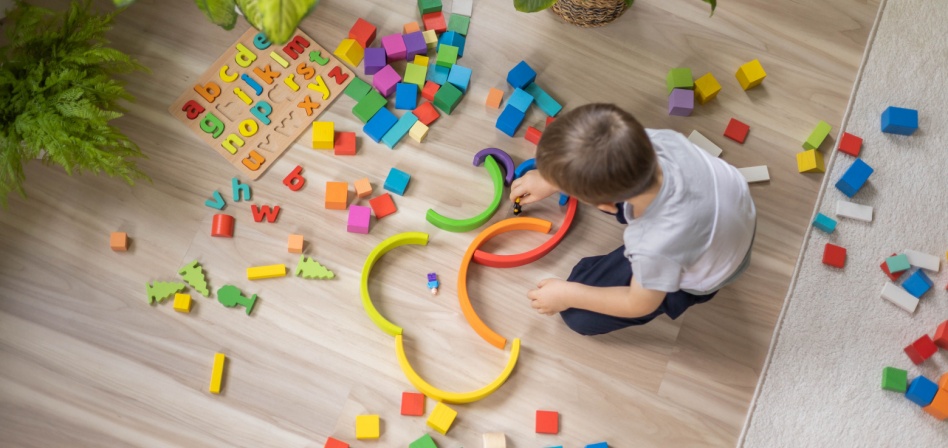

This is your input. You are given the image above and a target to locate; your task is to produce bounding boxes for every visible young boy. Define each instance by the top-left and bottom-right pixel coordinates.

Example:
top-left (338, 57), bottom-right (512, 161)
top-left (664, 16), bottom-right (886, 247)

top-left (511, 103), bottom-right (756, 336)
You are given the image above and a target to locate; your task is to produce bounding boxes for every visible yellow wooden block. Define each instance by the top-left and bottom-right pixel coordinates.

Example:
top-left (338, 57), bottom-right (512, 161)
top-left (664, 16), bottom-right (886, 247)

top-left (423, 30), bottom-right (438, 49)
top-left (312, 122), bottom-right (334, 149)
top-left (427, 401), bottom-right (457, 435)
top-left (414, 55), bottom-right (430, 66)
top-left (409, 121), bottom-right (429, 143)
top-left (209, 353), bottom-right (226, 394)
top-left (333, 38), bottom-right (364, 67)
top-left (355, 414), bottom-right (380, 439)
top-left (694, 72), bottom-right (721, 104)
top-left (247, 264), bottom-right (287, 280)
top-left (736, 59), bottom-right (766, 90)
top-left (354, 177), bottom-right (373, 198)
top-left (796, 149), bottom-right (825, 173)
top-left (173, 293), bottom-right (192, 313)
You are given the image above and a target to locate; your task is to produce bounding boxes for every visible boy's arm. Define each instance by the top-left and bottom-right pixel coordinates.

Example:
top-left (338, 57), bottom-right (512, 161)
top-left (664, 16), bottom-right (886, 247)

top-left (527, 278), bottom-right (666, 318)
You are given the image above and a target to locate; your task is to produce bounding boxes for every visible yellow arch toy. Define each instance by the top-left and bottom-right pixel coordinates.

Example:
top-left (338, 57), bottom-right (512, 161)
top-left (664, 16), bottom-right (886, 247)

top-left (360, 232), bottom-right (430, 336)
top-left (395, 334), bottom-right (521, 404)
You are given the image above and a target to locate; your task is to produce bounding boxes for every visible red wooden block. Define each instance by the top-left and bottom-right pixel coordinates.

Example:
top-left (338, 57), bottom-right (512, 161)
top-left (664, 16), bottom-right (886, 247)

top-left (211, 214), bottom-right (235, 237)
top-left (838, 132), bottom-right (862, 157)
top-left (535, 410), bottom-right (559, 434)
top-left (400, 392), bottom-right (425, 416)
top-left (546, 116), bottom-right (555, 127)
top-left (413, 101), bottom-right (440, 126)
top-left (324, 437), bottom-right (349, 448)
top-left (422, 12), bottom-right (447, 34)
top-left (906, 335), bottom-right (938, 364)
top-left (905, 344), bottom-right (925, 365)
top-left (369, 193), bottom-right (397, 218)
top-left (822, 243), bottom-right (846, 268)
top-left (422, 81), bottom-right (440, 102)
top-left (348, 18), bottom-right (376, 48)
top-left (935, 320), bottom-right (948, 350)
top-left (525, 126), bottom-right (542, 145)
top-left (724, 118), bottom-right (750, 143)
top-left (334, 131), bottom-right (357, 156)
top-left (880, 253), bottom-right (906, 282)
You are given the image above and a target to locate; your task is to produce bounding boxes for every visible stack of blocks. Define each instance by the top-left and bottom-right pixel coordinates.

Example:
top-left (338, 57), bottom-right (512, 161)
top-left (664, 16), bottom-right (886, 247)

top-left (881, 320), bottom-right (948, 420)
top-left (495, 60), bottom-right (563, 137)
top-left (666, 67), bottom-right (694, 116)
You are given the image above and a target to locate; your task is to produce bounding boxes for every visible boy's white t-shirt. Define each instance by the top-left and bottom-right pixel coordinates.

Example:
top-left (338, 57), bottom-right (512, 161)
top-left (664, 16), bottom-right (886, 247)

top-left (622, 129), bottom-right (756, 293)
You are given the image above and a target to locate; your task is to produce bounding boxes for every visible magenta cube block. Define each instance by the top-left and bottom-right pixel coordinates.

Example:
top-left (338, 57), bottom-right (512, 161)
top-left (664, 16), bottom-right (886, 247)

top-left (347, 205), bottom-right (371, 234)
top-left (403, 31), bottom-right (428, 60)
top-left (373, 65), bottom-right (402, 97)
top-left (668, 88), bottom-right (694, 116)
top-left (381, 34), bottom-right (407, 61)
top-left (364, 47), bottom-right (387, 75)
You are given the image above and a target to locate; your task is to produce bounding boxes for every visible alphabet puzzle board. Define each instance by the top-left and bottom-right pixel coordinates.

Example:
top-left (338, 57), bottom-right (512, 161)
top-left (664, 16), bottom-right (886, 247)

top-left (169, 27), bottom-right (354, 180)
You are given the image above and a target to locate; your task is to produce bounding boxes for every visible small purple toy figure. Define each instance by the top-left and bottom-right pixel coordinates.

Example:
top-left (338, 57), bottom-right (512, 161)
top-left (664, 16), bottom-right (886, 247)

top-left (217, 285), bottom-right (258, 315)
top-left (427, 272), bottom-right (439, 295)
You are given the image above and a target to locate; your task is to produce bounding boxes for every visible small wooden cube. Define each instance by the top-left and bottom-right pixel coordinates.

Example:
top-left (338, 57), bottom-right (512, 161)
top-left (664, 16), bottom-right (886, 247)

top-left (325, 182), bottom-right (348, 210)
top-left (694, 72), bottom-right (721, 104)
top-left (822, 243), bottom-right (846, 268)
top-left (736, 59), bottom-right (766, 90)
top-left (110, 232), bottom-right (128, 251)
top-left (334, 131), bottom-right (357, 156)
top-left (173, 293), bottom-right (192, 313)
top-left (403, 21), bottom-right (421, 34)
top-left (426, 401), bottom-right (457, 435)
top-left (401, 391), bottom-right (425, 416)
top-left (724, 118), bottom-right (750, 143)
top-left (486, 87), bottom-right (503, 109)
top-left (312, 122), bottom-right (334, 149)
top-left (796, 149), bottom-right (825, 173)
top-left (535, 410), bottom-right (559, 434)
top-left (355, 414), bottom-right (380, 439)
top-left (409, 121), bottom-right (429, 142)
top-left (287, 234), bottom-right (304, 253)
top-left (354, 178), bottom-right (373, 198)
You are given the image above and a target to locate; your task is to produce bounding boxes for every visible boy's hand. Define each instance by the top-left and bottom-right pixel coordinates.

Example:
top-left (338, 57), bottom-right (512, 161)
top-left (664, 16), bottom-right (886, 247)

top-left (509, 171), bottom-right (558, 206)
top-left (526, 278), bottom-right (572, 315)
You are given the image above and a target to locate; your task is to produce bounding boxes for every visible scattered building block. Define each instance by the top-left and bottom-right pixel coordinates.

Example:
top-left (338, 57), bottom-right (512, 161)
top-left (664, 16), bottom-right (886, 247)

top-left (939, 372), bottom-right (948, 391)
top-left (413, 101), bottom-right (441, 125)
top-left (363, 107), bottom-right (398, 142)
top-left (886, 254), bottom-right (911, 273)
top-left (325, 181), bottom-right (348, 210)
top-left (738, 166), bottom-right (770, 183)
top-left (414, 55), bottom-right (430, 66)
top-left (211, 213), bottom-right (235, 237)
top-left (905, 335), bottom-right (938, 364)
top-left (881, 106), bottom-right (918, 135)
top-left (822, 243), bottom-right (846, 268)
top-left (834, 158), bottom-right (873, 197)
top-left (436, 44), bottom-right (458, 67)
top-left (438, 31), bottom-right (466, 57)
top-left (803, 120), bottom-right (831, 150)
top-left (110, 232), bottom-right (128, 251)
top-left (401, 391), bottom-right (425, 416)
top-left (585, 443), bottom-right (609, 448)
top-left (694, 72), bottom-right (721, 104)
top-left (355, 414), bottom-right (380, 440)
top-left (409, 120), bottom-right (429, 142)
top-left (837, 132), bottom-right (862, 156)
top-left (312, 121), bottom-right (334, 149)
top-left (352, 89), bottom-right (387, 123)
top-left (381, 34), bottom-right (407, 61)
top-left (369, 193), bottom-right (397, 218)
top-left (344, 77), bottom-right (372, 101)
top-left (433, 81), bottom-right (463, 114)
top-left (173, 293), bottom-right (192, 313)
top-left (294, 255), bottom-right (335, 279)
top-left (418, 0), bottom-right (442, 14)
top-left (880, 282), bottom-right (918, 313)
top-left (381, 112), bottom-right (418, 149)
top-left (247, 264), bottom-right (287, 280)
top-left (507, 60), bottom-right (536, 89)
top-left (904, 249), bottom-right (941, 271)
top-left (524, 82), bottom-right (562, 116)
top-left (934, 320), bottom-right (948, 350)
top-left (396, 83), bottom-right (419, 110)
top-left (146, 281), bottom-right (186, 304)
top-left (483, 432), bottom-right (506, 448)
top-left (924, 389), bottom-right (948, 420)
top-left (453, 0), bottom-right (473, 15)
top-left (687, 130), bottom-right (723, 157)
top-left (881, 366), bottom-right (908, 392)
top-left (178, 260), bottom-right (210, 296)
top-left (422, 29), bottom-right (438, 50)
top-left (906, 376), bottom-right (939, 407)
top-left (422, 81), bottom-right (440, 101)
top-left (668, 88), bottom-right (694, 116)
top-left (209, 353), bottom-right (226, 394)
top-left (409, 434), bottom-right (436, 448)
top-left (348, 18), bottom-right (377, 47)
top-left (812, 213), bottom-right (836, 234)
top-left (404, 62), bottom-right (428, 88)
top-left (347, 205), bottom-right (371, 234)
top-left (796, 149), bottom-right (825, 173)
top-left (496, 104), bottom-right (526, 137)
top-left (216, 284), bottom-right (257, 315)
top-left (404, 31), bottom-right (428, 60)
top-left (422, 11), bottom-right (447, 33)
top-left (404, 21), bottom-right (421, 34)
top-left (448, 13), bottom-right (470, 35)
top-left (447, 64), bottom-right (472, 92)
top-left (426, 401), bottom-right (457, 435)
top-left (354, 178), bottom-right (372, 198)
top-left (334, 131), bottom-right (357, 156)
top-left (507, 87), bottom-right (534, 113)
top-left (384, 168), bottom-right (411, 195)
top-left (666, 67), bottom-right (693, 94)
top-left (363, 47), bottom-right (387, 75)
top-left (835, 200), bottom-right (872, 222)
top-left (902, 270), bottom-right (933, 298)
top-left (324, 437), bottom-right (349, 448)
top-left (486, 87), bottom-right (503, 108)
top-left (525, 126), bottom-right (542, 145)
top-left (333, 38), bottom-right (364, 66)
top-left (428, 64), bottom-right (450, 84)
top-left (735, 59), bottom-right (766, 90)
top-left (373, 65), bottom-right (402, 97)
top-left (881, 253), bottom-right (906, 282)
top-left (724, 118), bottom-right (750, 143)
top-left (288, 234), bottom-right (304, 253)
top-left (536, 410), bottom-right (559, 434)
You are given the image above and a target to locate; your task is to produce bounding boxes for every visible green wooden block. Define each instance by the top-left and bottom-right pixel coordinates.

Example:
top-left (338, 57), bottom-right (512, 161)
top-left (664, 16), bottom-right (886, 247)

top-left (433, 81), bottom-right (463, 114)
top-left (881, 366), bottom-right (908, 392)
top-left (344, 77), bottom-right (372, 101)
top-left (885, 254), bottom-right (910, 273)
top-left (404, 63), bottom-right (428, 89)
top-left (666, 67), bottom-right (693, 94)
top-left (436, 44), bottom-right (459, 68)
top-left (447, 13), bottom-right (470, 36)
top-left (409, 433), bottom-right (437, 448)
top-left (803, 120), bottom-right (832, 150)
top-left (352, 90), bottom-right (387, 123)
top-left (418, 0), bottom-right (442, 14)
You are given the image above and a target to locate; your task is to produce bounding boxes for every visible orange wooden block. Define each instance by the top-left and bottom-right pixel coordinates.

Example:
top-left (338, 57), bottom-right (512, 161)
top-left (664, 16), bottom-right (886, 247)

top-left (110, 232), bottom-right (128, 251)
top-left (938, 372), bottom-right (948, 391)
top-left (355, 178), bottom-right (373, 198)
top-left (924, 389), bottom-right (948, 420)
top-left (325, 182), bottom-right (348, 210)
top-left (403, 21), bottom-right (421, 34)
top-left (486, 88), bottom-right (503, 109)
top-left (288, 234), bottom-right (304, 253)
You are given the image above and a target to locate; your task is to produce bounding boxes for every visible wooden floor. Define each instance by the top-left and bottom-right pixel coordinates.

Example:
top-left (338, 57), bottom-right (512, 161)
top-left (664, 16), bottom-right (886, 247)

top-left (0, 0), bottom-right (880, 446)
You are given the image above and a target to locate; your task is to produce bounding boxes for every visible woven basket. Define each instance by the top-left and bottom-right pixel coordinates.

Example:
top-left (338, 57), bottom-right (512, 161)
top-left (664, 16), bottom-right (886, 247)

top-left (551, 0), bottom-right (631, 27)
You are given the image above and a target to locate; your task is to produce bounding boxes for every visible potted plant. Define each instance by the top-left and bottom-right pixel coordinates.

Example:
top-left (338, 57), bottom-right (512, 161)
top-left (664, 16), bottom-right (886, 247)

top-left (514, 0), bottom-right (716, 28)
top-left (0, 0), bottom-right (148, 207)
top-left (114, 0), bottom-right (319, 45)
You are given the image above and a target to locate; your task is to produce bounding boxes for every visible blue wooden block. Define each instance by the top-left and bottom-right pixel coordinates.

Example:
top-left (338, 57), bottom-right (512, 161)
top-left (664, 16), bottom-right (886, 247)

top-left (384, 167), bottom-right (411, 195)
top-left (381, 112), bottom-right (418, 149)
top-left (507, 60), bottom-right (537, 89)
top-left (363, 108), bottom-right (398, 143)
top-left (902, 270), bottom-right (933, 298)
top-left (524, 82), bottom-right (562, 116)
top-left (437, 31), bottom-right (466, 57)
top-left (446, 64), bottom-right (472, 92)
top-left (905, 376), bottom-right (938, 407)
top-left (496, 105), bottom-right (525, 137)
top-left (395, 83), bottom-right (418, 110)
top-left (812, 213), bottom-right (837, 233)
top-left (507, 88), bottom-right (534, 113)
top-left (427, 64), bottom-right (450, 84)
top-left (834, 158), bottom-right (873, 197)
top-left (585, 443), bottom-right (609, 448)
top-left (881, 106), bottom-right (918, 135)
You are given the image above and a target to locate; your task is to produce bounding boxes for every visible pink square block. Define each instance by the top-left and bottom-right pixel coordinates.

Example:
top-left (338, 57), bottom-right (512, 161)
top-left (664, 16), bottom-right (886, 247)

top-left (373, 65), bottom-right (402, 97)
top-left (381, 34), bottom-right (407, 61)
top-left (347, 205), bottom-right (371, 234)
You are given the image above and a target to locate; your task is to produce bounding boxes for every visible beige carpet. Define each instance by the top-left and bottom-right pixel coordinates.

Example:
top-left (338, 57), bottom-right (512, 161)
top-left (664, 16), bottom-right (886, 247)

top-left (739, 0), bottom-right (948, 445)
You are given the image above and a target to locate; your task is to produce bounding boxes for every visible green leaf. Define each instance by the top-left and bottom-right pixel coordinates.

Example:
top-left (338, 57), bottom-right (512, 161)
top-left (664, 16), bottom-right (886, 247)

top-left (514, 0), bottom-right (558, 12)
top-left (237, 0), bottom-right (318, 45)
top-left (112, 0), bottom-right (137, 7)
top-left (705, 0), bottom-right (716, 14)
top-left (194, 0), bottom-right (238, 30)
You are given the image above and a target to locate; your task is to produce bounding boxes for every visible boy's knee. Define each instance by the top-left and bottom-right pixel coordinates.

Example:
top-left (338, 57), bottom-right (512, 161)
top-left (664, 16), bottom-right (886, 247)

top-left (560, 309), bottom-right (607, 336)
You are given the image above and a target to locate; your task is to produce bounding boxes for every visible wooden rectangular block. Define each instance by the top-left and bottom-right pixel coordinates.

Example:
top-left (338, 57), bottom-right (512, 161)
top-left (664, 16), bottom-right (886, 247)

top-left (483, 433), bottom-right (506, 448)
top-left (312, 122), bottom-right (334, 149)
top-left (247, 264), bottom-right (287, 280)
top-left (110, 232), bottom-right (128, 251)
top-left (803, 120), bottom-right (832, 150)
top-left (903, 249), bottom-right (940, 271)
top-left (738, 166), bottom-right (770, 183)
top-left (486, 87), bottom-right (503, 109)
top-left (934, 320), bottom-right (948, 350)
top-left (836, 200), bottom-right (872, 222)
top-left (880, 282), bottom-right (918, 313)
top-left (325, 181), bottom-right (348, 210)
top-left (924, 389), bottom-right (948, 420)
top-left (354, 178), bottom-right (372, 198)
top-left (333, 38), bottom-right (364, 66)
top-left (687, 130), bottom-right (723, 157)
top-left (453, 0), bottom-right (473, 16)
top-left (209, 353), bottom-right (226, 394)
top-left (288, 234), bottom-right (304, 253)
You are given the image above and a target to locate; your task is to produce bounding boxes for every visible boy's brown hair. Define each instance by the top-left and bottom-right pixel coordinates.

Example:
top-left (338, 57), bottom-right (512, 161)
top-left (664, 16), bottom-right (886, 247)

top-left (537, 103), bottom-right (657, 204)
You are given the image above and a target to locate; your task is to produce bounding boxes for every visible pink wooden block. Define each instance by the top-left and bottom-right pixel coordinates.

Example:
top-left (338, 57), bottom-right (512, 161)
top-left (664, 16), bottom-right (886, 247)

top-left (347, 205), bottom-right (371, 234)
top-left (373, 65), bottom-right (402, 97)
top-left (381, 34), bottom-right (407, 61)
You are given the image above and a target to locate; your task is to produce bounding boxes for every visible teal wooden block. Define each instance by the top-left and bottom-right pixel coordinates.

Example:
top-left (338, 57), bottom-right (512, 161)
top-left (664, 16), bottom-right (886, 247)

top-left (525, 82), bottom-right (562, 116)
top-left (507, 88), bottom-right (533, 113)
top-left (381, 113), bottom-right (419, 149)
top-left (812, 213), bottom-right (837, 234)
top-left (885, 254), bottom-right (910, 273)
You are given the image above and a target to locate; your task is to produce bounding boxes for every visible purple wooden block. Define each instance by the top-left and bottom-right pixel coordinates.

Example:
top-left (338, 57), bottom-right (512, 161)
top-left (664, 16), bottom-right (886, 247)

top-left (403, 32), bottom-right (428, 60)
top-left (668, 88), bottom-right (694, 116)
top-left (381, 34), bottom-right (407, 61)
top-left (373, 65), bottom-right (402, 97)
top-left (347, 205), bottom-right (371, 234)
top-left (364, 47), bottom-right (387, 75)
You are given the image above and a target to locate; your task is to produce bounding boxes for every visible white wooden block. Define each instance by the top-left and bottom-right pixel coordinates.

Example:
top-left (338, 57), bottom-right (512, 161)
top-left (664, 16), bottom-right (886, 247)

top-left (688, 130), bottom-right (723, 157)
top-left (880, 282), bottom-right (918, 313)
top-left (453, 0), bottom-right (473, 17)
top-left (903, 249), bottom-right (940, 272)
top-left (482, 432), bottom-right (506, 448)
top-left (738, 166), bottom-right (770, 183)
top-left (835, 200), bottom-right (873, 222)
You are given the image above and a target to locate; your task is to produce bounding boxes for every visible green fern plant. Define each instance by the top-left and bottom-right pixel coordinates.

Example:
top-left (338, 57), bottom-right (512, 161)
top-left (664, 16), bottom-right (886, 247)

top-left (0, 0), bottom-right (149, 207)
